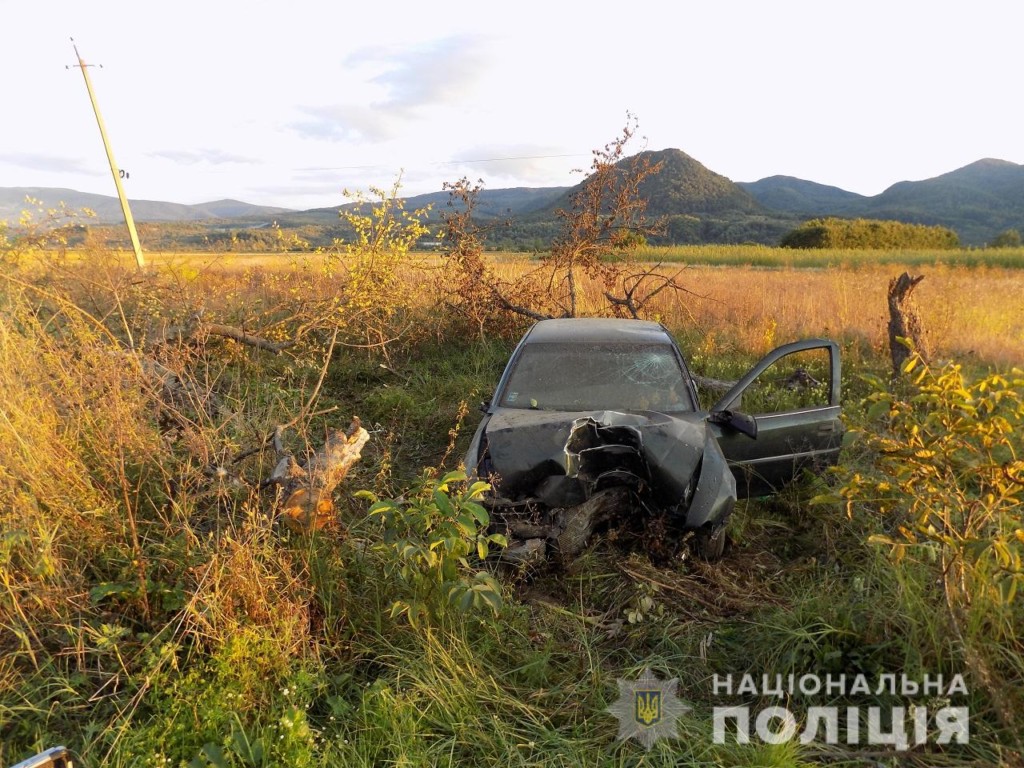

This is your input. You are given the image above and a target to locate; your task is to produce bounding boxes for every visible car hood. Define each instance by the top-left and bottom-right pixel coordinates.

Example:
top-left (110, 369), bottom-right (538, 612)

top-left (482, 408), bottom-right (733, 526)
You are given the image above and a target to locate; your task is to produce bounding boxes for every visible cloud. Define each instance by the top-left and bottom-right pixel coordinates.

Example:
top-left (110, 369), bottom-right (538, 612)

top-left (291, 36), bottom-right (488, 143)
top-left (353, 36), bottom-right (486, 109)
top-left (444, 144), bottom-right (587, 186)
top-left (148, 148), bottom-right (256, 165)
top-left (0, 153), bottom-right (98, 175)
top-left (292, 104), bottom-right (407, 143)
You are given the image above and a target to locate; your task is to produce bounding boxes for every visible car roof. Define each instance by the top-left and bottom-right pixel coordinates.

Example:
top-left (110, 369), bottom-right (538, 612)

top-left (522, 318), bottom-right (674, 345)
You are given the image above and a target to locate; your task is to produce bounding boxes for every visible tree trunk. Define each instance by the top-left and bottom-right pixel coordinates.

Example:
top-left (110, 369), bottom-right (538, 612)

top-left (887, 272), bottom-right (930, 378)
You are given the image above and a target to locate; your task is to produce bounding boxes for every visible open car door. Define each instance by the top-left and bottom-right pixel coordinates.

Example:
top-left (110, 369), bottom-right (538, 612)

top-left (707, 339), bottom-right (843, 498)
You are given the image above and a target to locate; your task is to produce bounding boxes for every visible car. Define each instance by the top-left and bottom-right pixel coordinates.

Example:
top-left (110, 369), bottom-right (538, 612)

top-left (464, 318), bottom-right (843, 561)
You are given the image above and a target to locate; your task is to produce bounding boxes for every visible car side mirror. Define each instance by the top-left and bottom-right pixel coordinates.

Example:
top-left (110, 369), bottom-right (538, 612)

top-left (709, 409), bottom-right (758, 439)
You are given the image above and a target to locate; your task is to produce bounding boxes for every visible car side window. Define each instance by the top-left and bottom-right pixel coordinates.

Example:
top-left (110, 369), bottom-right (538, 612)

top-left (730, 347), bottom-right (833, 415)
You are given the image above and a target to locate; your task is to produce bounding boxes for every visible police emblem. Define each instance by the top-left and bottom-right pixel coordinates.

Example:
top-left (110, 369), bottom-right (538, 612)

top-left (608, 667), bottom-right (690, 749)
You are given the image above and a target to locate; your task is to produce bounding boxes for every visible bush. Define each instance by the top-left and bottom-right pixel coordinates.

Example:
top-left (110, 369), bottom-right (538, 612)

top-left (781, 218), bottom-right (960, 249)
top-left (828, 355), bottom-right (1024, 741)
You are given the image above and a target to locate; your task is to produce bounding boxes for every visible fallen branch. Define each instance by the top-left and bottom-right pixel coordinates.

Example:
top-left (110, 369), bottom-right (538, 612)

top-left (161, 313), bottom-right (294, 354)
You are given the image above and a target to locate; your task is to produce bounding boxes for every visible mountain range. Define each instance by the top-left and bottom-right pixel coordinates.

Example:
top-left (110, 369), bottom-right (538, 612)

top-left (3, 152), bottom-right (1022, 246)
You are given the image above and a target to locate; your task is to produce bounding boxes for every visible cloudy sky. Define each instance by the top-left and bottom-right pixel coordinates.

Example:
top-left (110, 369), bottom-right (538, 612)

top-left (2, 0), bottom-right (1020, 210)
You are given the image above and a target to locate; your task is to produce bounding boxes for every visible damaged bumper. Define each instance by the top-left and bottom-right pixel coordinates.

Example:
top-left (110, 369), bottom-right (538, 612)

top-left (470, 409), bottom-right (736, 558)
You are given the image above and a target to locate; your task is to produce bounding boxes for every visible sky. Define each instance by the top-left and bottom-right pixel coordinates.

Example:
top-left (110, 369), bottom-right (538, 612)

top-left (2, 0), bottom-right (1021, 211)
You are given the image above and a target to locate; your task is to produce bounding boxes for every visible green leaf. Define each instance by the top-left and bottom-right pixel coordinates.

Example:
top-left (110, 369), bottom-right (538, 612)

top-left (465, 501), bottom-right (489, 526)
top-left (479, 587), bottom-right (502, 614)
top-left (455, 514), bottom-right (476, 536)
top-left (866, 399), bottom-right (891, 421)
top-left (466, 481), bottom-right (491, 500)
top-left (457, 586), bottom-right (474, 612)
top-left (231, 716), bottom-right (265, 766)
top-left (368, 500), bottom-right (397, 515)
top-left (433, 489), bottom-right (455, 517)
top-left (996, 576), bottom-right (1020, 604)
top-left (89, 582), bottom-right (137, 605)
top-left (200, 743), bottom-right (229, 768)
top-left (439, 469), bottom-right (468, 489)
top-left (868, 534), bottom-right (899, 547)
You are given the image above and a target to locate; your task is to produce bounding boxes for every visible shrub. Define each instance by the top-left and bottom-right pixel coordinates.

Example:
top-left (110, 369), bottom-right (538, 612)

top-left (781, 218), bottom-right (960, 249)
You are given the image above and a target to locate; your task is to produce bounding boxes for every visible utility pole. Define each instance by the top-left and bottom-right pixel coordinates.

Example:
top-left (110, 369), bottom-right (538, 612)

top-left (68, 38), bottom-right (145, 270)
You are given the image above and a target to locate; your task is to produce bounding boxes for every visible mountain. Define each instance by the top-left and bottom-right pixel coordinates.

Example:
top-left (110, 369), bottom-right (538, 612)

top-left (737, 176), bottom-right (867, 215)
top-left (639, 148), bottom-right (766, 217)
top-left (739, 159), bottom-right (1024, 244)
top-left (5, 156), bottom-right (1023, 247)
top-left (0, 187), bottom-right (293, 224)
top-left (855, 159), bottom-right (1024, 244)
top-left (534, 148), bottom-right (765, 218)
top-left (517, 148), bottom-right (796, 245)
top-left (333, 187), bottom-right (569, 219)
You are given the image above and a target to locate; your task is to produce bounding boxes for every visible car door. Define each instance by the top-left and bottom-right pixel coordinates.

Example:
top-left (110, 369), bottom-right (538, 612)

top-left (707, 339), bottom-right (843, 498)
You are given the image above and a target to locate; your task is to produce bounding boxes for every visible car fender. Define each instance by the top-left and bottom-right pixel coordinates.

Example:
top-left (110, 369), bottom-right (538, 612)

top-left (684, 432), bottom-right (737, 529)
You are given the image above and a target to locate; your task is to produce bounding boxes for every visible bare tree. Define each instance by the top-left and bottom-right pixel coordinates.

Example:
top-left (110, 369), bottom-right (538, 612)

top-left (438, 114), bottom-right (694, 326)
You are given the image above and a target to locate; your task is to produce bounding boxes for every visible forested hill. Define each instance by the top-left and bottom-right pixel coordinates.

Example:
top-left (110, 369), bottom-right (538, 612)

top-left (738, 159), bottom-right (1024, 245)
top-left (5, 155), bottom-right (1023, 247)
top-left (0, 187), bottom-right (291, 224)
top-left (736, 177), bottom-right (868, 215)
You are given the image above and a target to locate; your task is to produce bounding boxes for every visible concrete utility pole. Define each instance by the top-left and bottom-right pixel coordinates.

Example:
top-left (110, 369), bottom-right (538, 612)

top-left (69, 38), bottom-right (145, 270)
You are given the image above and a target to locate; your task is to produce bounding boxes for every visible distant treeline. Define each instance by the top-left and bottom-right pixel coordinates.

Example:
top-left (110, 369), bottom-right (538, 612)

top-left (780, 218), bottom-right (960, 250)
top-left (75, 215), bottom-right (967, 253)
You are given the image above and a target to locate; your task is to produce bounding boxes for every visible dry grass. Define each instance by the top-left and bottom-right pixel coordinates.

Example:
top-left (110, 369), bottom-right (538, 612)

top-left (480, 259), bottom-right (1024, 367)
top-left (86, 249), bottom-right (1024, 366)
top-left (3, 246), bottom-right (1019, 766)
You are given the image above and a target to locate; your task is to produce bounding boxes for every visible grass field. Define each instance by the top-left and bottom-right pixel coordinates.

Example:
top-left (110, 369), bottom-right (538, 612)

top-left (137, 249), bottom-right (1024, 366)
top-left (1, 247), bottom-right (1022, 767)
top-left (632, 244), bottom-right (1024, 270)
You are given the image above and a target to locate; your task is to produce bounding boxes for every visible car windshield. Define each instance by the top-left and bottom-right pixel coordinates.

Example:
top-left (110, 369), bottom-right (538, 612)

top-left (499, 342), bottom-right (694, 412)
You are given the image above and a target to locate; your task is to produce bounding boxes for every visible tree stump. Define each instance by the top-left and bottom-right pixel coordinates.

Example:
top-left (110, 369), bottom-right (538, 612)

top-left (270, 417), bottom-right (370, 532)
top-left (887, 272), bottom-right (930, 378)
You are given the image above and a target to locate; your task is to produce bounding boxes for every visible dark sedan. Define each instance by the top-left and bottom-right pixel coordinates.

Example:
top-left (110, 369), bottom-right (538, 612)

top-left (465, 318), bottom-right (843, 561)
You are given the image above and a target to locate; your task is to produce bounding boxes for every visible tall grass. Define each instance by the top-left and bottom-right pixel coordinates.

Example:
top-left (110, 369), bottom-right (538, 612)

top-left (633, 243), bottom-right (1024, 270)
top-left (1, 252), bottom-right (1020, 767)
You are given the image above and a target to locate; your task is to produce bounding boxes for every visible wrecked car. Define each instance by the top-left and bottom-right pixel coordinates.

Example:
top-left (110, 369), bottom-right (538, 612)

top-left (464, 318), bottom-right (843, 562)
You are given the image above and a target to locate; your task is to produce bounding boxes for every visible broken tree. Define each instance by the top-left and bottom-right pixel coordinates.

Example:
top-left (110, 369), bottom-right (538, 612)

top-left (887, 272), bottom-right (931, 378)
top-left (270, 417), bottom-right (371, 533)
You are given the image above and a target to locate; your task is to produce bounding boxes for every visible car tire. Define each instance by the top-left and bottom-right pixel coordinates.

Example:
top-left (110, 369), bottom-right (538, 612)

top-left (693, 525), bottom-right (727, 561)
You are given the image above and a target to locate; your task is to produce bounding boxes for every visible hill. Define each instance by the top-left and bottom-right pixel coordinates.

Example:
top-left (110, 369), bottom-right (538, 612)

top-left (521, 148), bottom-right (797, 245)
top-left (856, 159), bottom-right (1024, 244)
top-left (738, 160), bottom-right (1024, 245)
top-left (0, 187), bottom-right (293, 224)
top-left (308, 186), bottom-right (568, 221)
top-left (534, 148), bottom-right (764, 218)
top-left (737, 176), bottom-right (867, 215)
top-left (6, 156), bottom-right (1024, 247)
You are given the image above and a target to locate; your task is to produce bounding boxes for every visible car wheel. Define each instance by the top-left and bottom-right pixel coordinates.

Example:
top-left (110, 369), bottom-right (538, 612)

top-left (692, 525), bottom-right (727, 561)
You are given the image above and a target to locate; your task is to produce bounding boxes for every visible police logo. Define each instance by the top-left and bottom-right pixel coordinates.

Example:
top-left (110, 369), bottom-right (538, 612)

top-left (608, 667), bottom-right (690, 749)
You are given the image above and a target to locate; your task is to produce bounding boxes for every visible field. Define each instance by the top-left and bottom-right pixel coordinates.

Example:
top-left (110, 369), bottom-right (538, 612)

top-left (1, 244), bottom-right (1023, 767)
top-left (146, 248), bottom-right (1024, 365)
